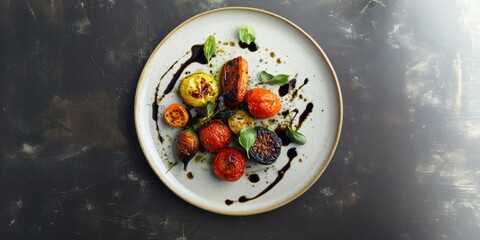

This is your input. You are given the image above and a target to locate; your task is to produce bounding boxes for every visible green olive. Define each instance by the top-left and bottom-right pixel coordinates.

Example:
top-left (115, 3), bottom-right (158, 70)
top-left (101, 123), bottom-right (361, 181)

top-left (228, 110), bottom-right (254, 135)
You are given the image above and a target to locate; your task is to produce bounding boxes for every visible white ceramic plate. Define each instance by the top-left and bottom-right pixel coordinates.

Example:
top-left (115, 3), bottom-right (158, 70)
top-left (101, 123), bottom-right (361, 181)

top-left (135, 7), bottom-right (342, 215)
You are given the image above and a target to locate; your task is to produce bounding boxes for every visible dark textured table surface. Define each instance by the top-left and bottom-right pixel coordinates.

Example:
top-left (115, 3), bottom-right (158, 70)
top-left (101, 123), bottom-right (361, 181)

top-left (2, 0), bottom-right (480, 239)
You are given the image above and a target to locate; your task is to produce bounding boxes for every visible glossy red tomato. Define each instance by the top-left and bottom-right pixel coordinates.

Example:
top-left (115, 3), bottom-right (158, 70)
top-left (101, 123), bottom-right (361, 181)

top-left (198, 120), bottom-right (231, 153)
top-left (245, 88), bottom-right (282, 119)
top-left (213, 148), bottom-right (246, 181)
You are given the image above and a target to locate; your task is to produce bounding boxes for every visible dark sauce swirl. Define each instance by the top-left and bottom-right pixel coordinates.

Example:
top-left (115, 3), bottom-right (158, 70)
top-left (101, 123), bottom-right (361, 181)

top-left (278, 78), bottom-right (297, 97)
top-left (225, 148), bottom-right (298, 205)
top-left (238, 41), bottom-right (259, 52)
top-left (152, 45), bottom-right (208, 143)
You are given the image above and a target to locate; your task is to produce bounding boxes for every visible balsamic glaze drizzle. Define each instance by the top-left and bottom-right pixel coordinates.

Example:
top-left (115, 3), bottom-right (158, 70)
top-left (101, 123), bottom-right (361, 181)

top-left (238, 41), bottom-right (259, 52)
top-left (248, 174), bottom-right (260, 183)
top-left (226, 148), bottom-right (298, 205)
top-left (152, 45), bottom-right (208, 143)
top-left (298, 78), bottom-right (309, 89)
top-left (162, 45), bottom-right (207, 96)
top-left (278, 78), bottom-right (297, 97)
top-left (298, 102), bottom-right (314, 130)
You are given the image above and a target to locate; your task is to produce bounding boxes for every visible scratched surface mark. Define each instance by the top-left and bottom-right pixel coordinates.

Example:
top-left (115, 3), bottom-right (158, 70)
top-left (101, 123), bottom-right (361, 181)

top-left (1, 0), bottom-right (480, 239)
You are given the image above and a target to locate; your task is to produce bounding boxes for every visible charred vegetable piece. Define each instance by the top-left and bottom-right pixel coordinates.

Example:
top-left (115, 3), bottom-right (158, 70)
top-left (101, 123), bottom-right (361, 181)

top-left (228, 110), bottom-right (254, 135)
top-left (176, 129), bottom-right (200, 170)
top-left (213, 109), bottom-right (238, 120)
top-left (245, 88), bottom-right (282, 119)
top-left (191, 96), bottom-right (237, 125)
top-left (179, 73), bottom-right (220, 107)
top-left (198, 120), bottom-right (231, 153)
top-left (216, 94), bottom-right (227, 109)
top-left (213, 148), bottom-right (246, 181)
top-left (220, 56), bottom-right (248, 108)
top-left (249, 127), bottom-right (282, 165)
top-left (164, 103), bottom-right (189, 128)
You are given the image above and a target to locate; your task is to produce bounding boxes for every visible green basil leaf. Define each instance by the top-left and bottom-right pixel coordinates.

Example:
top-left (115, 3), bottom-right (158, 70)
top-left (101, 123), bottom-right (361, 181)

top-left (206, 102), bottom-right (216, 117)
top-left (257, 71), bottom-right (290, 86)
top-left (239, 26), bottom-right (256, 45)
top-left (257, 70), bottom-right (274, 82)
top-left (269, 74), bottom-right (290, 86)
top-left (239, 126), bottom-right (257, 158)
top-left (203, 35), bottom-right (216, 63)
top-left (286, 126), bottom-right (307, 145)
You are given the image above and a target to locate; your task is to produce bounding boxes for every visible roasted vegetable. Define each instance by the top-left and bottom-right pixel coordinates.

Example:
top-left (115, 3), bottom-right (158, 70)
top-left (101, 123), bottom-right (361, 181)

top-left (179, 73), bottom-right (219, 107)
top-left (213, 148), bottom-right (246, 181)
top-left (191, 97), bottom-right (238, 126)
top-left (164, 103), bottom-right (189, 128)
top-left (249, 127), bottom-right (282, 165)
top-left (220, 56), bottom-right (248, 108)
top-left (228, 110), bottom-right (254, 135)
top-left (213, 109), bottom-right (238, 120)
top-left (198, 120), bottom-right (231, 153)
top-left (176, 129), bottom-right (200, 170)
top-left (245, 88), bottom-right (282, 119)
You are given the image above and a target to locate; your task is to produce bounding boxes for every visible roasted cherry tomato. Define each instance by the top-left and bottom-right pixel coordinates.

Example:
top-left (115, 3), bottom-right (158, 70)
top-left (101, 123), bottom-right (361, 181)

top-left (176, 129), bottom-right (200, 170)
top-left (179, 73), bottom-right (219, 107)
top-left (245, 88), bottom-right (282, 119)
top-left (228, 110), bottom-right (254, 135)
top-left (164, 103), bottom-right (189, 127)
top-left (198, 120), bottom-right (231, 153)
top-left (213, 148), bottom-right (246, 181)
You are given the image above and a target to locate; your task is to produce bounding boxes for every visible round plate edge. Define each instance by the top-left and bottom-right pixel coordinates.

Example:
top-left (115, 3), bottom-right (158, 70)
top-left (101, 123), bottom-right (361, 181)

top-left (134, 6), bottom-right (343, 216)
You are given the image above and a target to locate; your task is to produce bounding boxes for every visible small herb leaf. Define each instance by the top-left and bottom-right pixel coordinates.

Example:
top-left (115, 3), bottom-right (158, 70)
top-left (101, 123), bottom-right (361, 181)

top-left (257, 71), bottom-right (290, 86)
top-left (239, 26), bottom-right (256, 45)
top-left (286, 126), bottom-right (307, 145)
top-left (270, 74), bottom-right (290, 86)
top-left (206, 102), bottom-right (216, 117)
top-left (258, 70), bottom-right (274, 82)
top-left (203, 35), bottom-right (216, 63)
top-left (239, 126), bottom-right (257, 158)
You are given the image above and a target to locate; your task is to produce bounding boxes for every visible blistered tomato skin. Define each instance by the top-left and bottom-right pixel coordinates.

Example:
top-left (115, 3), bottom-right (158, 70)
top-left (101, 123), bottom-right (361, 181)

top-left (245, 88), bottom-right (282, 119)
top-left (164, 103), bottom-right (189, 127)
top-left (198, 120), bottom-right (232, 153)
top-left (213, 148), bottom-right (247, 181)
